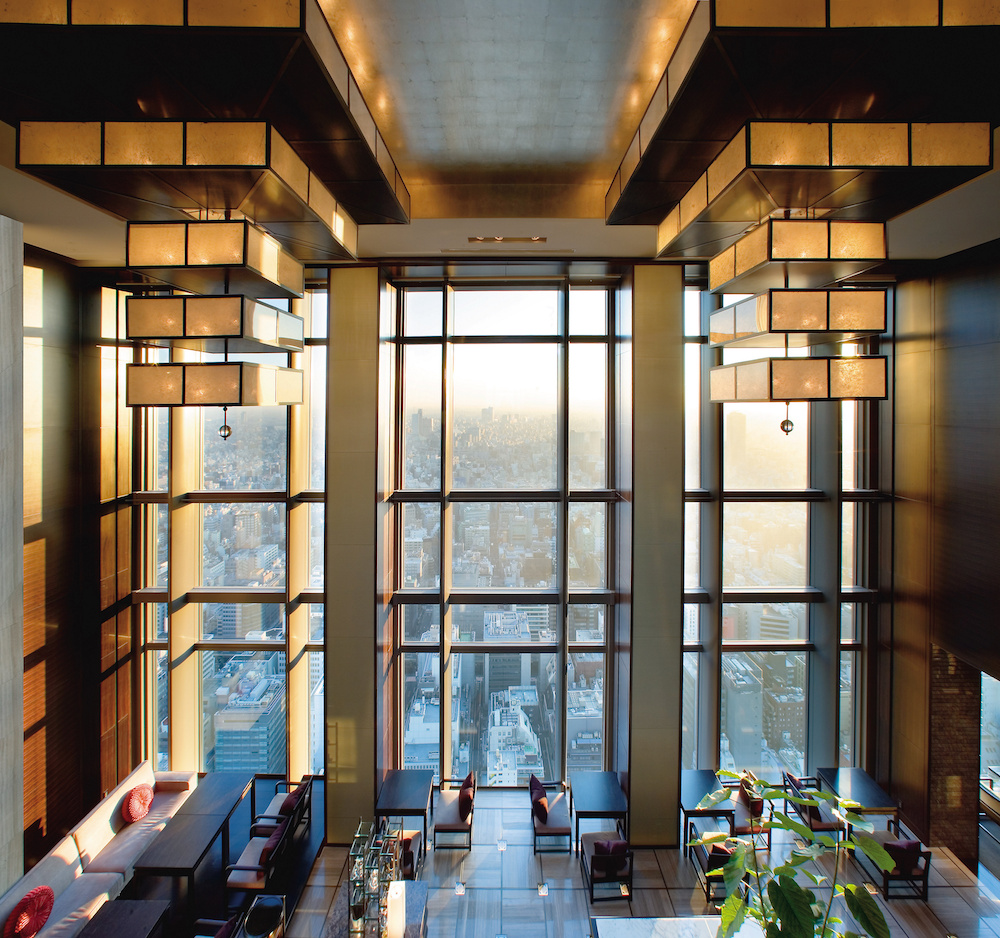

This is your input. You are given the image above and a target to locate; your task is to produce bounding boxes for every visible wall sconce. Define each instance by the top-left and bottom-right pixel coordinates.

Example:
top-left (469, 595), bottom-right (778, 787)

top-left (708, 219), bottom-right (886, 294)
top-left (709, 289), bottom-right (887, 347)
top-left (126, 219), bottom-right (304, 298)
top-left (126, 295), bottom-right (304, 352)
top-left (709, 356), bottom-right (887, 403)
top-left (126, 362), bottom-right (304, 407)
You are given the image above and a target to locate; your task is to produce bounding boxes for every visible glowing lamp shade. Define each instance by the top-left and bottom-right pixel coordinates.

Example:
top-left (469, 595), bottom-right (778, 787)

top-left (127, 362), bottom-right (303, 406)
top-left (709, 289), bottom-right (887, 347)
top-left (709, 356), bottom-right (886, 403)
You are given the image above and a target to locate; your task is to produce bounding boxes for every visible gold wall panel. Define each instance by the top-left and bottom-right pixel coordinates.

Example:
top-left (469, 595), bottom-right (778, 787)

top-left (830, 0), bottom-right (939, 25)
top-left (105, 121), bottom-right (184, 166)
top-left (750, 122), bottom-right (829, 166)
top-left (19, 122), bottom-right (101, 165)
top-left (185, 122), bottom-right (267, 166)
top-left (187, 0), bottom-right (301, 28)
top-left (0, 0), bottom-right (65, 23)
top-left (715, 0), bottom-right (826, 27)
top-left (832, 122), bottom-right (908, 166)
top-left (71, 0), bottom-right (184, 24)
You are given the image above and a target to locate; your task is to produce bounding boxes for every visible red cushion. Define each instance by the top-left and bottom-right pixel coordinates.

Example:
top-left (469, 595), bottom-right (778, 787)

top-left (122, 783), bottom-right (155, 823)
top-left (593, 839), bottom-right (628, 875)
top-left (280, 783), bottom-right (305, 815)
top-left (259, 819), bottom-right (288, 872)
top-left (739, 779), bottom-right (764, 817)
top-left (531, 793), bottom-right (548, 824)
top-left (708, 843), bottom-right (734, 871)
top-left (460, 770), bottom-right (474, 791)
top-left (214, 915), bottom-right (241, 938)
top-left (884, 839), bottom-right (921, 873)
top-left (458, 785), bottom-right (474, 821)
top-left (3, 886), bottom-right (54, 938)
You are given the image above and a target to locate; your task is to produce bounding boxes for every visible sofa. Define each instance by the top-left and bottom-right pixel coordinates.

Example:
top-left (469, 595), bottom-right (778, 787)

top-left (0, 760), bottom-right (197, 938)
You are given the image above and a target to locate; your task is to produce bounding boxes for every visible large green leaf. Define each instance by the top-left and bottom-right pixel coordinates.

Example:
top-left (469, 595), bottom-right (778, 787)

top-left (697, 787), bottom-right (734, 809)
top-left (773, 811), bottom-right (815, 843)
top-left (843, 884), bottom-right (891, 938)
top-left (718, 890), bottom-right (746, 938)
top-left (853, 834), bottom-right (894, 873)
top-left (767, 876), bottom-right (817, 938)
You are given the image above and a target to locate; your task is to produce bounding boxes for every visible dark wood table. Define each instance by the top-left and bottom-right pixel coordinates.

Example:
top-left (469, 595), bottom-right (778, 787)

top-left (134, 772), bottom-right (254, 918)
top-left (569, 771), bottom-right (628, 855)
top-left (375, 770), bottom-right (434, 846)
top-left (78, 899), bottom-right (170, 938)
top-left (817, 766), bottom-right (899, 829)
top-left (680, 769), bottom-right (734, 857)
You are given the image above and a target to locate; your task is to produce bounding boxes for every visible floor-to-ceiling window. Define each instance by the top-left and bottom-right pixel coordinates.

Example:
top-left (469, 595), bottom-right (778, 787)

top-left (136, 288), bottom-right (327, 778)
top-left (391, 282), bottom-right (616, 785)
top-left (683, 286), bottom-right (877, 777)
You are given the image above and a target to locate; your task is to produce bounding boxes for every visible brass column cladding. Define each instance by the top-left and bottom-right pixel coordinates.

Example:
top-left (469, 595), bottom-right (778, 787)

top-left (326, 266), bottom-right (379, 842)
top-left (0, 216), bottom-right (24, 892)
top-left (630, 264), bottom-right (683, 846)
top-left (168, 386), bottom-right (203, 771)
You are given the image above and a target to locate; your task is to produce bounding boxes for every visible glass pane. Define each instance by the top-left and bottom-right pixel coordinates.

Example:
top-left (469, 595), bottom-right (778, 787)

top-left (450, 344), bottom-right (557, 489)
top-left (201, 503), bottom-right (286, 588)
top-left (451, 502), bottom-right (557, 589)
top-left (568, 503), bottom-right (606, 589)
top-left (685, 502), bottom-right (700, 590)
top-left (982, 673), bottom-right (1000, 781)
top-left (684, 288), bottom-right (702, 337)
top-left (569, 344), bottom-right (606, 488)
top-left (683, 604), bottom-right (699, 643)
top-left (200, 603), bottom-right (285, 641)
top-left (404, 289), bottom-right (443, 337)
top-left (145, 406), bottom-right (169, 491)
top-left (842, 502), bottom-right (855, 587)
top-left (309, 289), bottom-right (327, 339)
top-left (839, 651), bottom-right (855, 767)
top-left (451, 652), bottom-right (560, 786)
top-left (401, 604), bottom-right (440, 643)
top-left (723, 402), bottom-right (808, 489)
top-left (568, 604), bottom-right (605, 643)
top-left (685, 343), bottom-right (701, 489)
top-left (202, 406), bottom-right (287, 490)
top-left (201, 649), bottom-right (287, 774)
top-left (842, 400), bottom-right (857, 489)
top-left (569, 288), bottom-right (606, 335)
top-left (451, 604), bottom-right (558, 643)
top-left (723, 502), bottom-right (808, 589)
top-left (402, 345), bottom-right (442, 490)
top-left (309, 344), bottom-right (327, 490)
top-left (141, 504), bottom-right (168, 589)
top-left (403, 651), bottom-right (440, 779)
top-left (841, 603), bottom-right (857, 642)
top-left (722, 603), bottom-right (807, 641)
top-left (152, 650), bottom-right (168, 770)
top-left (310, 504), bottom-right (324, 588)
top-left (308, 650), bottom-right (324, 776)
top-left (144, 602), bottom-right (168, 643)
top-left (721, 651), bottom-right (806, 781)
top-left (452, 289), bottom-right (558, 336)
top-left (682, 652), bottom-right (699, 770)
top-left (403, 503), bottom-right (441, 588)
top-left (567, 651), bottom-right (605, 772)
top-left (309, 603), bottom-right (324, 642)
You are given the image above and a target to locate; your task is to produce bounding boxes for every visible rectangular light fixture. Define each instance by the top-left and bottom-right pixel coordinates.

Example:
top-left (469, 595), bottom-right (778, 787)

top-left (708, 219), bottom-right (886, 293)
top-left (709, 356), bottom-right (887, 402)
top-left (126, 362), bottom-right (303, 406)
top-left (126, 219), bottom-right (304, 298)
top-left (709, 289), bottom-right (887, 347)
top-left (126, 295), bottom-right (304, 352)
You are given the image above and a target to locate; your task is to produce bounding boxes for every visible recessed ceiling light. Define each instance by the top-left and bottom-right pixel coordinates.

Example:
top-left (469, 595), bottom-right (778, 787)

top-left (467, 236), bottom-right (547, 244)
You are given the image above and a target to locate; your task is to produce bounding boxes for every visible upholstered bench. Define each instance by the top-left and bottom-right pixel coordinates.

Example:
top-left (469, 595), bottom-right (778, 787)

top-left (529, 776), bottom-right (571, 854)
top-left (433, 774), bottom-right (475, 849)
top-left (782, 771), bottom-right (844, 840)
top-left (580, 831), bottom-right (633, 902)
top-left (857, 824), bottom-right (932, 899)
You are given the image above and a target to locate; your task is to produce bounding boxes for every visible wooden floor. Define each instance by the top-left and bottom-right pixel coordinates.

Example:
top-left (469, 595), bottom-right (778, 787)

top-left (288, 788), bottom-right (1000, 938)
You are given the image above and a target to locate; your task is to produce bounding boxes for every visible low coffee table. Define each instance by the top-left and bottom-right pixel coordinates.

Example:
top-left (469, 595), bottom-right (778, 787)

top-left (77, 899), bottom-right (170, 938)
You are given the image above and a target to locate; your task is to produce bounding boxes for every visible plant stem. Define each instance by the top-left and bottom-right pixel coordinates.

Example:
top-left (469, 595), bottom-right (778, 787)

top-left (818, 841), bottom-right (843, 938)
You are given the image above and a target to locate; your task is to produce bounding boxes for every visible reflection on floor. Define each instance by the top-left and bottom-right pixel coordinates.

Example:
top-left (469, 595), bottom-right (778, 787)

top-left (287, 788), bottom-right (1000, 938)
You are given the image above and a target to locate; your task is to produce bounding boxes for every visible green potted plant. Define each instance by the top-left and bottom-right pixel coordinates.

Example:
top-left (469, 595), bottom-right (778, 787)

top-left (694, 770), bottom-right (895, 938)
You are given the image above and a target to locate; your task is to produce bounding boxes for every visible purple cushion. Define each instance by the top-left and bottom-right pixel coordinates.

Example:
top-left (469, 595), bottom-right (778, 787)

top-left (529, 774), bottom-right (544, 799)
top-left (531, 793), bottom-right (548, 824)
top-left (707, 843), bottom-right (734, 871)
top-left (592, 839), bottom-right (628, 875)
top-left (280, 783), bottom-right (306, 815)
top-left (214, 915), bottom-right (241, 938)
top-left (458, 785), bottom-right (474, 821)
top-left (259, 819), bottom-right (288, 872)
top-left (884, 839), bottom-right (921, 873)
top-left (461, 770), bottom-right (474, 791)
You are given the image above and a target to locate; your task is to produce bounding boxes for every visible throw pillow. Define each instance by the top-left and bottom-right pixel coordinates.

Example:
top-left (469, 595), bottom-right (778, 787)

top-left (213, 915), bottom-right (241, 938)
top-left (259, 819), bottom-right (289, 873)
top-left (458, 784), bottom-right (474, 821)
top-left (280, 782), bottom-right (306, 815)
top-left (707, 843), bottom-right (734, 871)
top-left (3, 885), bottom-right (55, 938)
top-left (121, 783), bottom-right (155, 823)
top-left (884, 838), bottom-right (921, 873)
top-left (461, 770), bottom-right (474, 792)
top-left (739, 779), bottom-right (764, 817)
top-left (592, 839), bottom-right (628, 874)
top-left (402, 836), bottom-right (414, 867)
top-left (529, 774), bottom-right (545, 799)
top-left (531, 793), bottom-right (549, 824)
